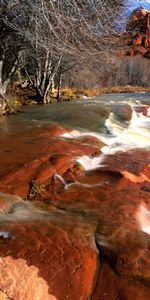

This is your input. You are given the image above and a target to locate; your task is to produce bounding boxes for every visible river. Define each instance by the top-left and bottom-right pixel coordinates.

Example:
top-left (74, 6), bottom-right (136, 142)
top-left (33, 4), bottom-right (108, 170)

top-left (0, 93), bottom-right (150, 300)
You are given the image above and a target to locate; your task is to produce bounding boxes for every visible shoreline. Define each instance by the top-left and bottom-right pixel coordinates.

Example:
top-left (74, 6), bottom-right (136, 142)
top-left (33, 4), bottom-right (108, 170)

top-left (1, 85), bottom-right (150, 117)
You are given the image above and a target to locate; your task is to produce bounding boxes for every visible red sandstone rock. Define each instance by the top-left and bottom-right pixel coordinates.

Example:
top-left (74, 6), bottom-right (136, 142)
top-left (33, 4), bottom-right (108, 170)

top-left (92, 261), bottom-right (150, 300)
top-left (134, 105), bottom-right (149, 116)
top-left (76, 135), bottom-right (105, 149)
top-left (0, 215), bottom-right (98, 300)
top-left (133, 33), bottom-right (143, 46)
top-left (50, 153), bottom-right (74, 174)
top-left (33, 160), bottom-right (55, 183)
top-left (141, 182), bottom-right (150, 192)
top-left (1, 123), bottom-right (150, 299)
top-left (64, 170), bottom-right (76, 183)
top-left (0, 125), bottom-right (102, 198)
top-left (126, 8), bottom-right (150, 57)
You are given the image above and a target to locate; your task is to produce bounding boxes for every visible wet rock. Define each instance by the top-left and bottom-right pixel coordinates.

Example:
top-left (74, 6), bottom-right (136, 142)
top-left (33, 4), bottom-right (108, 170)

top-left (112, 104), bottom-right (133, 122)
top-left (121, 170), bottom-right (150, 183)
top-left (0, 215), bottom-right (98, 300)
top-left (33, 160), bottom-right (55, 183)
top-left (91, 261), bottom-right (150, 300)
top-left (1, 123), bottom-right (150, 299)
top-left (40, 124), bottom-right (69, 138)
top-left (117, 284), bottom-right (150, 300)
top-left (141, 182), bottom-right (150, 192)
top-left (64, 170), bottom-right (76, 183)
top-left (50, 153), bottom-right (74, 175)
top-left (115, 246), bottom-right (150, 280)
top-left (102, 150), bottom-right (150, 177)
top-left (133, 105), bottom-right (149, 116)
top-left (76, 135), bottom-right (105, 149)
top-left (0, 192), bottom-right (23, 215)
top-left (91, 262), bottom-right (119, 300)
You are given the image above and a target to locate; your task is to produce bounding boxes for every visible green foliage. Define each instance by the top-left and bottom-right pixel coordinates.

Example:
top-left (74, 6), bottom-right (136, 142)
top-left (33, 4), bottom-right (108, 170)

top-left (72, 162), bottom-right (83, 175)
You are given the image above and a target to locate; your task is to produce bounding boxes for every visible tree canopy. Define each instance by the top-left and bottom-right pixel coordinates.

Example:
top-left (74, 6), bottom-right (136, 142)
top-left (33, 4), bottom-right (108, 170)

top-left (0, 0), bottom-right (142, 103)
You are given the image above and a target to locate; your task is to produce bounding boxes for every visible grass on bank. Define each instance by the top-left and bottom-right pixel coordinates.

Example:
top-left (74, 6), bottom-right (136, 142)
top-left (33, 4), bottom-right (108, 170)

top-left (58, 85), bottom-right (150, 101)
top-left (3, 83), bottom-right (150, 114)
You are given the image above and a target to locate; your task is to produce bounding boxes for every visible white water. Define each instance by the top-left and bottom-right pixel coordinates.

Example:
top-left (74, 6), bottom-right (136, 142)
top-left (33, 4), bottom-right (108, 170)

top-left (61, 104), bottom-right (150, 237)
top-left (54, 173), bottom-right (66, 185)
top-left (0, 192), bottom-right (55, 223)
top-left (54, 173), bottom-right (105, 189)
top-left (138, 205), bottom-right (150, 236)
top-left (76, 155), bottom-right (106, 171)
top-left (61, 103), bottom-right (150, 171)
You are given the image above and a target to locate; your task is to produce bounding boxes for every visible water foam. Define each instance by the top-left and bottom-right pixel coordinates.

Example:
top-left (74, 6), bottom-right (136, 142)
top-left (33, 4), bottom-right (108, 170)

top-left (138, 205), bottom-right (150, 236)
top-left (77, 155), bottom-right (106, 171)
top-left (61, 103), bottom-right (150, 171)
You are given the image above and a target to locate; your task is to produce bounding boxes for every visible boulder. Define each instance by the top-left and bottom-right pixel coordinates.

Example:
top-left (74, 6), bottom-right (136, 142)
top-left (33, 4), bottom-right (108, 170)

top-left (133, 105), bottom-right (149, 116)
top-left (112, 103), bottom-right (133, 122)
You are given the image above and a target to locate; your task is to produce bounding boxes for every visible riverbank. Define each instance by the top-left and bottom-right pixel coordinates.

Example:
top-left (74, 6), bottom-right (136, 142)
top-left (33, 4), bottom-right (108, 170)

top-left (1, 84), bottom-right (150, 117)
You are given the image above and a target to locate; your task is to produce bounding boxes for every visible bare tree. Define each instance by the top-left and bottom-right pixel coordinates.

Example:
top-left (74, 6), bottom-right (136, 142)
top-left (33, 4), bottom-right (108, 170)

top-left (0, 1), bottom-right (23, 99)
top-left (21, 0), bottom-right (127, 102)
top-left (0, 0), bottom-right (142, 105)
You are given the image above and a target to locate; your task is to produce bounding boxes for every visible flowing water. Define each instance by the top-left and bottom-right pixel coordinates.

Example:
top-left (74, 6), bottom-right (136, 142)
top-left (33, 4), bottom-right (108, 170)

top-left (1, 93), bottom-right (150, 298)
top-left (0, 93), bottom-right (150, 224)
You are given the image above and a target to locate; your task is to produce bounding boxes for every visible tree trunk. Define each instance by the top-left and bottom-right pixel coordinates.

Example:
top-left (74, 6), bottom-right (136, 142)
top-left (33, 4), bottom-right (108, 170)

top-left (35, 88), bottom-right (44, 104)
top-left (57, 70), bottom-right (62, 102)
top-left (35, 75), bottom-right (55, 104)
top-left (0, 80), bottom-right (10, 98)
top-left (0, 78), bottom-right (10, 115)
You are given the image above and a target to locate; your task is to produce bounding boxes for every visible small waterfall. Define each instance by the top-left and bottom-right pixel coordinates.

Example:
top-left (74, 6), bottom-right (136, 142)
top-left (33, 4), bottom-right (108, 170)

top-left (60, 102), bottom-right (150, 172)
top-left (138, 205), bottom-right (150, 236)
top-left (76, 155), bottom-right (106, 171)
top-left (65, 181), bottom-right (104, 190)
top-left (0, 231), bottom-right (11, 239)
top-left (0, 192), bottom-right (53, 222)
top-left (99, 103), bottom-right (150, 151)
top-left (54, 173), bottom-right (66, 185)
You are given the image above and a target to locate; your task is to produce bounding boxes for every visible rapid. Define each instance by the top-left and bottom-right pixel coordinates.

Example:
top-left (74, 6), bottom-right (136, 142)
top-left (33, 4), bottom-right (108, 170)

top-left (0, 93), bottom-right (150, 300)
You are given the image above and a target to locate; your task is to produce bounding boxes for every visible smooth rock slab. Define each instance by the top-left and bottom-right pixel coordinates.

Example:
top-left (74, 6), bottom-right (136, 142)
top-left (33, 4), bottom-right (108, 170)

top-left (0, 209), bottom-right (98, 300)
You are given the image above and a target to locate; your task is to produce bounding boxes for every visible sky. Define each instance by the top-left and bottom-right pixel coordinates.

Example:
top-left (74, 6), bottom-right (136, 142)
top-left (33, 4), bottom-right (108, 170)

top-left (128, 0), bottom-right (150, 11)
top-left (115, 1), bottom-right (150, 31)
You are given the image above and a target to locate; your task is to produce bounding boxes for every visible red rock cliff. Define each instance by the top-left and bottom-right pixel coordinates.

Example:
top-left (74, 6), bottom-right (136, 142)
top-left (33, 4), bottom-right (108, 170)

top-left (126, 8), bottom-right (150, 57)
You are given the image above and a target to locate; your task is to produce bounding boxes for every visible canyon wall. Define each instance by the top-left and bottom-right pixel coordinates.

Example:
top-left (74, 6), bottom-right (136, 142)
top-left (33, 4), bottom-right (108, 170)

top-left (107, 8), bottom-right (150, 88)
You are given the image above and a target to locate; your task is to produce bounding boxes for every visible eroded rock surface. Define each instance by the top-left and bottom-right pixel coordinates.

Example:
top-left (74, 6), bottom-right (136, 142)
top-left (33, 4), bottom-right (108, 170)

top-left (126, 8), bottom-right (150, 57)
top-left (0, 124), bottom-right (150, 299)
top-left (0, 211), bottom-right (98, 300)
